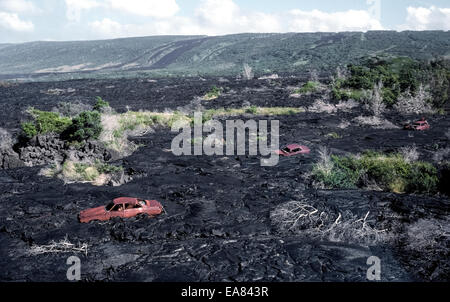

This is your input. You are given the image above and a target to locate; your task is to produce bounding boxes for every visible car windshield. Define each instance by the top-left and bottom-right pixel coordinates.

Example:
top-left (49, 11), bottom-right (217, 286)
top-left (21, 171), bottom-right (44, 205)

top-left (282, 147), bottom-right (291, 153)
top-left (105, 203), bottom-right (123, 212)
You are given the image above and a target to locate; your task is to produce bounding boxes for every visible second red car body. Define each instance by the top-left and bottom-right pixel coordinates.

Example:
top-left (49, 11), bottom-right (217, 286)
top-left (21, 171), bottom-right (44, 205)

top-left (276, 144), bottom-right (311, 157)
top-left (404, 119), bottom-right (430, 131)
top-left (79, 197), bottom-right (163, 223)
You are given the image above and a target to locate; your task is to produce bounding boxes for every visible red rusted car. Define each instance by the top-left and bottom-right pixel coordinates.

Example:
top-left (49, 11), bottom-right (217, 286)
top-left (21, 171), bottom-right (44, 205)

top-left (79, 197), bottom-right (163, 223)
top-left (404, 119), bottom-right (430, 131)
top-left (276, 144), bottom-right (311, 157)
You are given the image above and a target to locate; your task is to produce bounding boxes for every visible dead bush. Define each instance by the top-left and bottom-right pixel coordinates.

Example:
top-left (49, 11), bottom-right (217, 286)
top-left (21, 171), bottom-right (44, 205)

top-left (28, 236), bottom-right (88, 256)
top-left (394, 85), bottom-right (435, 115)
top-left (399, 145), bottom-right (420, 163)
top-left (365, 81), bottom-right (386, 117)
top-left (308, 99), bottom-right (337, 113)
top-left (335, 99), bottom-right (359, 112)
top-left (242, 63), bottom-right (254, 80)
top-left (354, 116), bottom-right (399, 129)
top-left (271, 200), bottom-right (387, 245)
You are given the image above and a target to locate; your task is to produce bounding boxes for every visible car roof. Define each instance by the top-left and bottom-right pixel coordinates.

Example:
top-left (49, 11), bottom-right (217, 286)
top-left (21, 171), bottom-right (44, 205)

top-left (113, 197), bottom-right (141, 205)
top-left (286, 144), bottom-right (303, 149)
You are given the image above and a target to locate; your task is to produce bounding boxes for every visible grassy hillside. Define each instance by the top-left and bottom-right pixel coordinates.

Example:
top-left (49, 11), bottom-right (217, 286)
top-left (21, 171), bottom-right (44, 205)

top-left (0, 31), bottom-right (449, 80)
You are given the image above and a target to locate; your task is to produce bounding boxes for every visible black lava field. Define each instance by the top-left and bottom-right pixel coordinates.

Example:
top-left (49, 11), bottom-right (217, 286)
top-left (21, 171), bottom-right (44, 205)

top-left (0, 76), bottom-right (448, 282)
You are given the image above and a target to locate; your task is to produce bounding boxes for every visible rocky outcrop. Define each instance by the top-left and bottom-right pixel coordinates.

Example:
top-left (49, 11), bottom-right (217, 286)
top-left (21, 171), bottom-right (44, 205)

top-left (0, 149), bottom-right (24, 169)
top-left (0, 128), bottom-right (24, 169)
top-left (18, 134), bottom-right (113, 167)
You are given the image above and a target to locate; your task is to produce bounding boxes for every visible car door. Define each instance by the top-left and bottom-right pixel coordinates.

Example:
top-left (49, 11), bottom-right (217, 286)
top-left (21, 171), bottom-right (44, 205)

top-left (123, 203), bottom-right (143, 218)
top-left (108, 204), bottom-right (124, 219)
top-left (291, 148), bottom-right (301, 155)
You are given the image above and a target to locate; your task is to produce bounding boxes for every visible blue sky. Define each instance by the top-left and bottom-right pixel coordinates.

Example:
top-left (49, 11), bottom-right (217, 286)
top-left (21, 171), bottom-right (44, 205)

top-left (0, 0), bottom-right (449, 43)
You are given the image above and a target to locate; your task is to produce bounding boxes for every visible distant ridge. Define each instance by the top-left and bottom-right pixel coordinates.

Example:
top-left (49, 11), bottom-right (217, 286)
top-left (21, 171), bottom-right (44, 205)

top-left (0, 31), bottom-right (449, 81)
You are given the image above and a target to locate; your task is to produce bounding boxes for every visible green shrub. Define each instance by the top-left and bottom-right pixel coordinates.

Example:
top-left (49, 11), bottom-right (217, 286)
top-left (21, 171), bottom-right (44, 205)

top-left (21, 122), bottom-right (37, 138)
top-left (312, 151), bottom-right (439, 194)
top-left (93, 97), bottom-right (110, 111)
top-left (22, 108), bottom-right (72, 138)
top-left (31, 109), bottom-right (72, 133)
top-left (408, 162), bottom-right (438, 193)
top-left (67, 111), bottom-right (102, 142)
top-left (96, 162), bottom-right (123, 174)
top-left (246, 106), bottom-right (258, 114)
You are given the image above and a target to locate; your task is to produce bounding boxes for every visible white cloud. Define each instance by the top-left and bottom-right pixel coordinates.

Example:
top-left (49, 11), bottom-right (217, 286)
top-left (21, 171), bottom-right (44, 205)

top-left (65, 0), bottom-right (101, 22)
top-left (288, 9), bottom-right (383, 32)
top-left (196, 0), bottom-right (240, 27)
top-left (89, 18), bottom-right (123, 37)
top-left (399, 6), bottom-right (450, 31)
top-left (194, 0), bottom-right (282, 35)
top-left (87, 0), bottom-right (390, 39)
top-left (0, 0), bottom-right (40, 14)
top-left (0, 11), bottom-right (34, 31)
top-left (107, 0), bottom-right (179, 18)
top-left (88, 16), bottom-right (202, 38)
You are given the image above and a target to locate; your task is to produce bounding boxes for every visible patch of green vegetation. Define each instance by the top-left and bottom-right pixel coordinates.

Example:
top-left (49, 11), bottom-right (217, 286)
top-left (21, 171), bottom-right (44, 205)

top-left (21, 122), bottom-right (37, 138)
top-left (246, 106), bottom-right (258, 114)
top-left (203, 86), bottom-right (222, 100)
top-left (66, 111), bottom-right (102, 142)
top-left (332, 56), bottom-right (450, 108)
top-left (332, 85), bottom-right (367, 101)
top-left (21, 108), bottom-right (72, 138)
top-left (295, 81), bottom-right (319, 94)
top-left (312, 151), bottom-right (439, 194)
top-left (93, 97), bottom-right (110, 111)
top-left (94, 161), bottom-right (123, 174)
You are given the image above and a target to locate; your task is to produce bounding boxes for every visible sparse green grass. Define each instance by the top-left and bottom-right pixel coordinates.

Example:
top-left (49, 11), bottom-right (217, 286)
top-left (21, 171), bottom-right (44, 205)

top-left (312, 151), bottom-right (439, 194)
top-left (100, 107), bottom-right (303, 153)
top-left (294, 81), bottom-right (319, 94)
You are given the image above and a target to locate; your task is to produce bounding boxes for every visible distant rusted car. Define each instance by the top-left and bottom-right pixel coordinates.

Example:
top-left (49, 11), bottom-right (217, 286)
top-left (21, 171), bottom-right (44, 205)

top-left (79, 197), bottom-right (163, 223)
top-left (276, 144), bottom-right (311, 157)
top-left (404, 119), bottom-right (430, 131)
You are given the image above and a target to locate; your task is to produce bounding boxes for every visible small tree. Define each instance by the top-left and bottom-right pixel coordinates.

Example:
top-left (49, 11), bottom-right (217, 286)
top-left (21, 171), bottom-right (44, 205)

top-left (67, 111), bottom-right (102, 142)
top-left (93, 97), bottom-right (110, 112)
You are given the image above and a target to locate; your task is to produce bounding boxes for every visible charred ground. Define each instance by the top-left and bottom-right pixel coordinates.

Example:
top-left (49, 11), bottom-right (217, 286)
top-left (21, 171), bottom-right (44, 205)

top-left (0, 76), bottom-right (449, 281)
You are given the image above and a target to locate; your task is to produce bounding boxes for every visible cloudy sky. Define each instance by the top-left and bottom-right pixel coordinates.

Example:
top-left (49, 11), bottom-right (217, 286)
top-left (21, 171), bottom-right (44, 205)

top-left (0, 0), bottom-right (449, 43)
